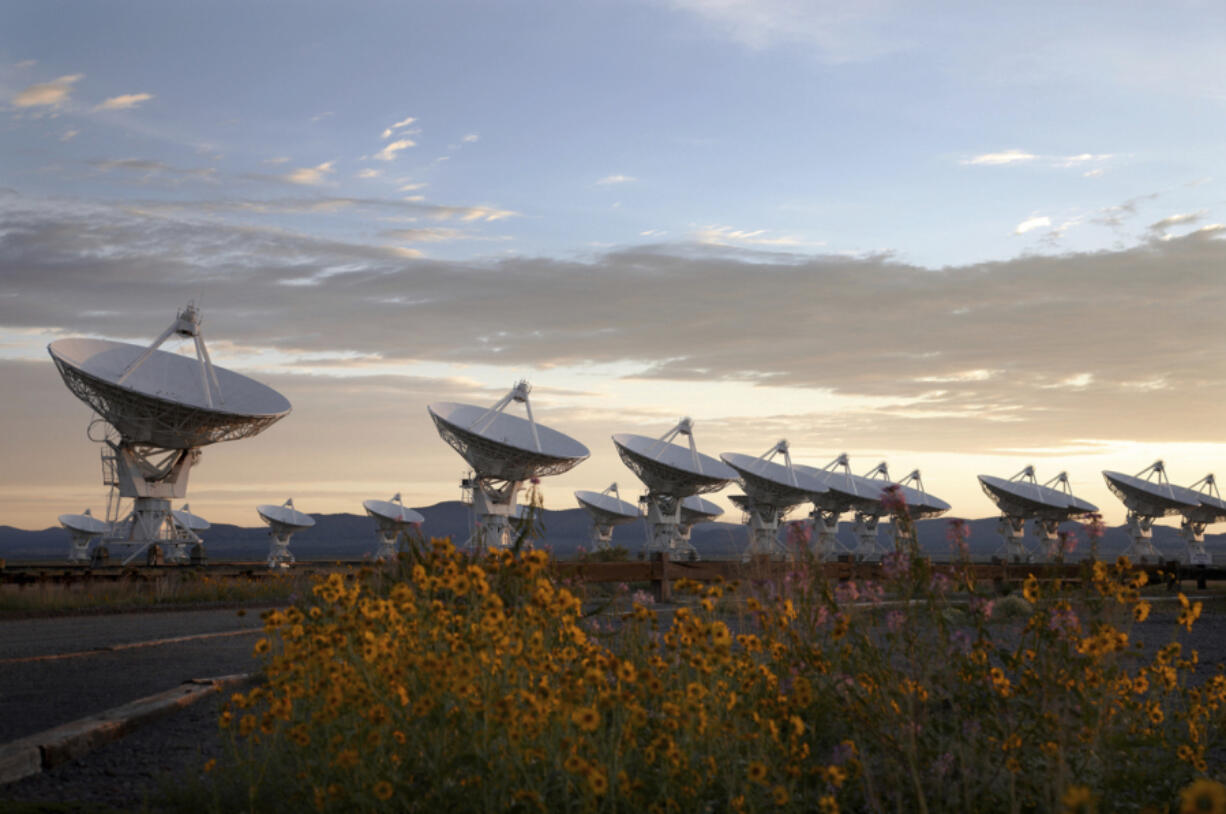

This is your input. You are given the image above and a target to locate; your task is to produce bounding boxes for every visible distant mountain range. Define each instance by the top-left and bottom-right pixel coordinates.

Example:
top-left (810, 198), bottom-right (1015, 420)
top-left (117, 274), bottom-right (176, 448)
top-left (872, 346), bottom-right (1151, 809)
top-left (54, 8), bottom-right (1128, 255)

top-left (3, 501), bottom-right (1223, 563)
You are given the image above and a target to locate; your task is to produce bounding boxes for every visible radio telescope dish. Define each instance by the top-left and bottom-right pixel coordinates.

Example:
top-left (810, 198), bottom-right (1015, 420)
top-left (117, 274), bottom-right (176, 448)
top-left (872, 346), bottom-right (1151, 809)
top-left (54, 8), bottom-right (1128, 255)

top-left (430, 381), bottom-right (589, 553)
top-left (58, 509), bottom-right (110, 563)
top-left (1180, 475), bottom-right (1226, 563)
top-left (614, 426), bottom-right (736, 498)
top-left (795, 456), bottom-right (895, 560)
top-left (680, 495), bottom-right (722, 523)
top-left (364, 493), bottom-right (424, 562)
top-left (722, 441), bottom-right (828, 560)
top-left (613, 418), bottom-right (734, 560)
top-left (48, 304), bottom-right (291, 566)
top-left (258, 499), bottom-right (314, 570)
top-left (1104, 461), bottom-right (1200, 561)
top-left (978, 467), bottom-right (1096, 561)
top-left (48, 338), bottom-right (290, 450)
top-left (575, 484), bottom-right (640, 551)
top-left (171, 504), bottom-right (210, 532)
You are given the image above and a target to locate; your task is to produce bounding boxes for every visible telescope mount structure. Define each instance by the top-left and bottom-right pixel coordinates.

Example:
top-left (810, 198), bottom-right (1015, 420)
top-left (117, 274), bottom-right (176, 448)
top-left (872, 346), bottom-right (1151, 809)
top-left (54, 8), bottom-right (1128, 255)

top-left (1103, 461), bottom-right (1202, 562)
top-left (48, 304), bottom-right (291, 565)
top-left (258, 498), bottom-right (314, 570)
top-left (364, 493), bottom-right (425, 562)
top-left (574, 484), bottom-right (640, 551)
top-left (613, 418), bottom-right (735, 561)
top-left (430, 381), bottom-right (589, 554)
top-left (978, 467), bottom-right (1097, 562)
top-left (1180, 475), bottom-right (1226, 564)
top-left (722, 440), bottom-right (824, 561)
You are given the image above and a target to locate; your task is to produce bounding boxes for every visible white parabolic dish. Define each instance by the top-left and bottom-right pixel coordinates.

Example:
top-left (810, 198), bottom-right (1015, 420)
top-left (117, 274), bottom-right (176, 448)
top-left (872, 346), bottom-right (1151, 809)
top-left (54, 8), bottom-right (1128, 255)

top-left (798, 466), bottom-right (950, 518)
top-left (48, 338), bottom-right (291, 449)
top-left (1191, 490), bottom-right (1226, 523)
top-left (978, 475), bottom-right (1097, 519)
top-left (613, 433), bottom-right (737, 496)
top-left (720, 452), bottom-right (828, 508)
top-left (363, 499), bottom-right (425, 526)
top-left (428, 402), bottom-right (589, 482)
top-left (574, 490), bottom-right (641, 524)
top-left (171, 506), bottom-right (210, 531)
top-left (680, 495), bottom-right (723, 522)
top-left (258, 503), bottom-right (316, 532)
top-left (1103, 471), bottom-right (1202, 516)
top-left (58, 512), bottom-right (110, 535)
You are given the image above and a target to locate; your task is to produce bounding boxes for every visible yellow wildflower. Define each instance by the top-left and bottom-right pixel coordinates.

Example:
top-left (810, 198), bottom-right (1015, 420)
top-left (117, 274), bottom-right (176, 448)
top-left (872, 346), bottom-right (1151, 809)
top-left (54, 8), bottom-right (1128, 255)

top-left (1180, 779), bottom-right (1226, 814)
top-left (1060, 785), bottom-right (1095, 814)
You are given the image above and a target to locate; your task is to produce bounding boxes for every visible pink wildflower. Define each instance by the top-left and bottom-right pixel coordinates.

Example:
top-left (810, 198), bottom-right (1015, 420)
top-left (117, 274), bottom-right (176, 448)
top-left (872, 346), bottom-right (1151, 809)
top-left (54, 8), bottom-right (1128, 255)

top-left (882, 551), bottom-right (912, 581)
top-left (946, 518), bottom-right (971, 558)
top-left (881, 484), bottom-right (908, 515)
top-left (835, 581), bottom-right (860, 604)
top-left (970, 596), bottom-right (995, 620)
top-left (785, 520), bottom-right (812, 549)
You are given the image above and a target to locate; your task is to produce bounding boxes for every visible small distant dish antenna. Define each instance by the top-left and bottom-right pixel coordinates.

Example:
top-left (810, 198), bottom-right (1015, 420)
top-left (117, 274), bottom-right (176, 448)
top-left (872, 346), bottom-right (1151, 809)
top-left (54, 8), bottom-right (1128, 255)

top-left (613, 417), bottom-right (736, 560)
top-left (58, 509), bottom-right (110, 563)
top-left (721, 441), bottom-right (828, 560)
top-left (363, 493), bottom-right (425, 562)
top-left (48, 303), bottom-right (291, 565)
top-left (1104, 461), bottom-right (1204, 562)
top-left (257, 498), bottom-right (314, 570)
top-left (168, 503), bottom-right (210, 563)
top-left (979, 467), bottom-right (1098, 561)
top-left (429, 381), bottom-right (589, 553)
top-left (574, 484), bottom-right (641, 551)
top-left (1179, 475), bottom-right (1226, 563)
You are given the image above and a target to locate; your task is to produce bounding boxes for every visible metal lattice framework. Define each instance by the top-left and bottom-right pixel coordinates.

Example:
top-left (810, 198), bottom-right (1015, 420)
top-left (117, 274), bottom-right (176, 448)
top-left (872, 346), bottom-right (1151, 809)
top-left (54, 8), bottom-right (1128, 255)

top-left (53, 356), bottom-right (284, 450)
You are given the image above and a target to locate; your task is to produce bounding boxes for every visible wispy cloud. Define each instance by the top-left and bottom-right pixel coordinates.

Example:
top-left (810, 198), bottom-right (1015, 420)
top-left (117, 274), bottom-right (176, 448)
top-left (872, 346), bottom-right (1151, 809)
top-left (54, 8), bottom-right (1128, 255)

top-left (357, 168), bottom-right (381, 179)
top-left (1014, 215), bottom-right (1051, 235)
top-left (374, 139), bottom-right (415, 161)
top-left (1147, 211), bottom-right (1205, 240)
top-left (381, 227), bottom-right (465, 243)
top-left (692, 225), bottom-right (822, 248)
top-left (381, 115), bottom-right (416, 139)
top-left (963, 150), bottom-right (1117, 170)
top-left (6, 195), bottom-right (1224, 455)
top-left (461, 133), bottom-right (479, 143)
top-left (12, 74), bottom-right (83, 109)
top-left (93, 92), bottom-right (153, 112)
top-left (89, 158), bottom-right (216, 182)
top-left (59, 129), bottom-right (79, 142)
top-left (283, 161), bottom-right (336, 186)
top-left (431, 204), bottom-right (516, 222)
top-left (596, 174), bottom-right (636, 185)
top-left (964, 149), bottom-right (1036, 166)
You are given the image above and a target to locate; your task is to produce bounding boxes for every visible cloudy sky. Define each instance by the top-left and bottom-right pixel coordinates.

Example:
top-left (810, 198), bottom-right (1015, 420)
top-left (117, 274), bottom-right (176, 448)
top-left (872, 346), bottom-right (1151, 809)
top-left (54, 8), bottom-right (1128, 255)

top-left (2, 0), bottom-right (1225, 531)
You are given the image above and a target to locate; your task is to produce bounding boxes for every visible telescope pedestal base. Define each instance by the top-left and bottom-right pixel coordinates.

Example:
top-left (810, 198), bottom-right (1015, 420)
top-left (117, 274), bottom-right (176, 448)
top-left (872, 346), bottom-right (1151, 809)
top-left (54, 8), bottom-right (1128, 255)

top-left (267, 532), bottom-right (296, 570)
top-left (995, 516), bottom-right (1032, 563)
top-left (742, 509), bottom-right (785, 561)
top-left (1122, 513), bottom-right (1160, 563)
top-left (851, 513), bottom-right (885, 561)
